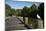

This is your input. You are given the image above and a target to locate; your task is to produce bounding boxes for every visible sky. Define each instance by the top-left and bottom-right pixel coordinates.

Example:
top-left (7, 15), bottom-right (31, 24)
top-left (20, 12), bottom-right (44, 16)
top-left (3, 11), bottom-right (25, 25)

top-left (5, 0), bottom-right (40, 9)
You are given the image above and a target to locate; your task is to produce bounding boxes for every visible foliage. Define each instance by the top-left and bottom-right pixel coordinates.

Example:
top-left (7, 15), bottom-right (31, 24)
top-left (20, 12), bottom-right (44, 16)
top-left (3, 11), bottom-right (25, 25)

top-left (11, 8), bottom-right (16, 15)
top-left (5, 4), bottom-right (16, 16)
top-left (38, 3), bottom-right (44, 20)
top-left (5, 4), bottom-right (38, 17)
top-left (5, 4), bottom-right (11, 16)
top-left (38, 3), bottom-right (44, 28)
top-left (15, 9), bottom-right (22, 16)
top-left (21, 4), bottom-right (38, 17)
top-left (28, 18), bottom-right (38, 28)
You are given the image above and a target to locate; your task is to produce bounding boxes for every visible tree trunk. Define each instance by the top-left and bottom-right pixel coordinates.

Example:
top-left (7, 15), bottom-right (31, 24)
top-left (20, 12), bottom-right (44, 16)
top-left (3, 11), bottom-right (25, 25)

top-left (28, 16), bottom-right (31, 24)
top-left (23, 16), bottom-right (25, 24)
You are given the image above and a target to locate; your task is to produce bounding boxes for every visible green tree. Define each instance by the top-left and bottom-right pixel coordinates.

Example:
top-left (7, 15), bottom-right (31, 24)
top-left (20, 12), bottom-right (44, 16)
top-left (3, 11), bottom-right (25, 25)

top-left (5, 4), bottom-right (16, 16)
top-left (21, 4), bottom-right (38, 24)
top-left (16, 9), bottom-right (22, 16)
top-left (5, 4), bottom-right (12, 16)
top-left (11, 8), bottom-right (16, 15)
top-left (22, 6), bottom-right (28, 23)
top-left (26, 4), bottom-right (38, 23)
top-left (38, 3), bottom-right (44, 28)
top-left (38, 3), bottom-right (44, 20)
top-left (29, 4), bottom-right (37, 17)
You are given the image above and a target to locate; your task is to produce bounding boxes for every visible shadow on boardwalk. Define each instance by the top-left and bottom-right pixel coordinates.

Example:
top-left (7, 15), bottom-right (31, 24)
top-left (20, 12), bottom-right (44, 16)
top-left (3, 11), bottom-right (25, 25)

top-left (5, 16), bottom-right (32, 31)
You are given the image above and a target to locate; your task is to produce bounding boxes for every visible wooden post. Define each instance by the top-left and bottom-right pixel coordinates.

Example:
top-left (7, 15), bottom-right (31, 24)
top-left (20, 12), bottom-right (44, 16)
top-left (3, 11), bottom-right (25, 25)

top-left (25, 17), bottom-right (28, 24)
top-left (37, 19), bottom-right (43, 29)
